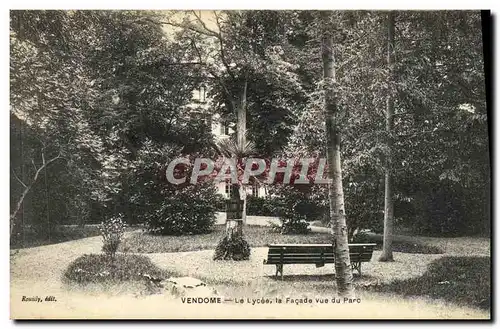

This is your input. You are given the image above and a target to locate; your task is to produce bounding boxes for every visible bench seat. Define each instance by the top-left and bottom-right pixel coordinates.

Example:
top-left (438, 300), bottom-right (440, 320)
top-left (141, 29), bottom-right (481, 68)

top-left (263, 243), bottom-right (376, 279)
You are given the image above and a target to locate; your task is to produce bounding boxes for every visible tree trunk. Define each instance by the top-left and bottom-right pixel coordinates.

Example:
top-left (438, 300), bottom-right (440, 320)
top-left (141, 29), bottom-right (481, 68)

top-left (225, 218), bottom-right (243, 238)
top-left (10, 184), bottom-right (33, 236)
top-left (10, 150), bottom-right (61, 237)
top-left (236, 98), bottom-right (247, 156)
top-left (236, 79), bottom-right (248, 225)
top-left (226, 184), bottom-right (243, 237)
top-left (241, 185), bottom-right (247, 225)
top-left (44, 166), bottom-right (51, 242)
top-left (321, 14), bottom-right (354, 298)
top-left (379, 11), bottom-right (396, 262)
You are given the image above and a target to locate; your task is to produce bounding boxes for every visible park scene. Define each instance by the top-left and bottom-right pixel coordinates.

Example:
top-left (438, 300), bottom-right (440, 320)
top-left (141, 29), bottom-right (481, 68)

top-left (10, 10), bottom-right (490, 319)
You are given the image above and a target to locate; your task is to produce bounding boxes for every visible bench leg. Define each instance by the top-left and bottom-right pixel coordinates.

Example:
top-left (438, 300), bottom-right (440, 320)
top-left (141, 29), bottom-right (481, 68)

top-left (351, 262), bottom-right (362, 276)
top-left (275, 264), bottom-right (284, 280)
top-left (356, 262), bottom-right (362, 276)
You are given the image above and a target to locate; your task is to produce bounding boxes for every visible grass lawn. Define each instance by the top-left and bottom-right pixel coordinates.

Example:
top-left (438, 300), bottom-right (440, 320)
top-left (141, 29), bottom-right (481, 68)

top-left (120, 225), bottom-right (331, 253)
top-left (11, 225), bottom-right (139, 249)
top-left (368, 256), bottom-right (491, 310)
top-left (120, 224), bottom-right (444, 254)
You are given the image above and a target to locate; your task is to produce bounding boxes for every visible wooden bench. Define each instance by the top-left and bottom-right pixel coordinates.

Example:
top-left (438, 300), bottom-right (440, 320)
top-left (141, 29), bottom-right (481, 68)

top-left (263, 243), bottom-right (377, 280)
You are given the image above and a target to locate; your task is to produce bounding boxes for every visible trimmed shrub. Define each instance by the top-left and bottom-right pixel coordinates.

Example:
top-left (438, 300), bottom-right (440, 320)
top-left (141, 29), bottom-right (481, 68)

top-left (214, 194), bottom-right (227, 212)
top-left (143, 181), bottom-right (218, 235)
top-left (125, 147), bottom-right (219, 236)
top-left (266, 185), bottom-right (324, 234)
top-left (351, 230), bottom-right (372, 243)
top-left (269, 216), bottom-right (311, 235)
top-left (246, 196), bottom-right (273, 216)
top-left (213, 234), bottom-right (251, 261)
top-left (63, 254), bottom-right (168, 284)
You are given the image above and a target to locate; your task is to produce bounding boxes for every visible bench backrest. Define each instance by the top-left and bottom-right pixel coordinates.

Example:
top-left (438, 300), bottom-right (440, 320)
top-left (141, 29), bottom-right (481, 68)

top-left (265, 243), bottom-right (376, 264)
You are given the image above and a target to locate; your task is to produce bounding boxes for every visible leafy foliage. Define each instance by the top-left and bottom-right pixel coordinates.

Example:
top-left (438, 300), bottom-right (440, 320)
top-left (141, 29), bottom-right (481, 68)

top-left (10, 10), bottom-right (213, 237)
top-left (126, 144), bottom-right (218, 235)
top-left (213, 234), bottom-right (251, 261)
top-left (246, 196), bottom-right (273, 216)
top-left (283, 11), bottom-right (489, 237)
top-left (143, 182), bottom-right (218, 236)
top-left (269, 219), bottom-right (311, 235)
top-left (266, 181), bottom-right (382, 237)
top-left (266, 185), bottom-right (322, 234)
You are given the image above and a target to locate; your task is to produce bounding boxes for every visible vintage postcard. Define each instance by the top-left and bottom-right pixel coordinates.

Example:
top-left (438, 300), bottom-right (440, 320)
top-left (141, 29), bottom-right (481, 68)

top-left (9, 9), bottom-right (491, 320)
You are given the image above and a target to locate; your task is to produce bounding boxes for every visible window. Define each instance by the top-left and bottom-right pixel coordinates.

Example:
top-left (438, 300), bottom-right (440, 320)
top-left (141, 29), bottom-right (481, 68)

top-left (199, 86), bottom-right (206, 103)
top-left (202, 114), bottom-right (212, 127)
top-left (225, 182), bottom-right (231, 198)
top-left (252, 184), bottom-right (259, 198)
top-left (220, 122), bottom-right (230, 135)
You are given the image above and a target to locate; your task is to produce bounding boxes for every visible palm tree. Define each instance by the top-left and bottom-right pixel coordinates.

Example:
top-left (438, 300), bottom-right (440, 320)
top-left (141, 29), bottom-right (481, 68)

top-left (214, 134), bottom-right (257, 232)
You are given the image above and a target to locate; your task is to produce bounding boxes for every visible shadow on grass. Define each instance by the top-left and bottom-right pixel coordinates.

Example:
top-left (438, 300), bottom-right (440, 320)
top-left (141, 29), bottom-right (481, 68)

top-left (356, 234), bottom-right (445, 254)
top-left (366, 256), bottom-right (490, 310)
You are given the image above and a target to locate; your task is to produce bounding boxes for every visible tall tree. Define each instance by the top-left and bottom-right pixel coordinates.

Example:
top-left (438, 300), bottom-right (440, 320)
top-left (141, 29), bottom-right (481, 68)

top-left (284, 10), bottom-right (488, 240)
top-left (321, 11), bottom-right (354, 297)
top-left (379, 11), bottom-right (396, 262)
top-left (165, 11), bottom-right (250, 225)
top-left (166, 10), bottom-right (303, 226)
top-left (285, 11), bottom-right (389, 241)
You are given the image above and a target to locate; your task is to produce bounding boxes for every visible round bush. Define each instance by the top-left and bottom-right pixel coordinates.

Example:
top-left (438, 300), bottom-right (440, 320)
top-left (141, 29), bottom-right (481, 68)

top-left (266, 185), bottom-right (323, 234)
top-left (213, 234), bottom-right (251, 261)
top-left (269, 216), bottom-right (311, 235)
top-left (143, 181), bottom-right (219, 235)
top-left (63, 254), bottom-right (167, 284)
top-left (123, 148), bottom-right (220, 235)
top-left (246, 196), bottom-right (273, 216)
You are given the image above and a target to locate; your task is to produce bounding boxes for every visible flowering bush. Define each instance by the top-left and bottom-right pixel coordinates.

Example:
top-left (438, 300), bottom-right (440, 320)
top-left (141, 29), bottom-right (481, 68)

top-left (99, 214), bottom-right (126, 259)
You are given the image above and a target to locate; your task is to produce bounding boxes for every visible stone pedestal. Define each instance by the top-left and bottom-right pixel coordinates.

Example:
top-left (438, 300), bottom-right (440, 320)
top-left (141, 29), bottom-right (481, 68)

top-left (225, 198), bottom-right (243, 237)
top-left (225, 219), bottom-right (243, 237)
